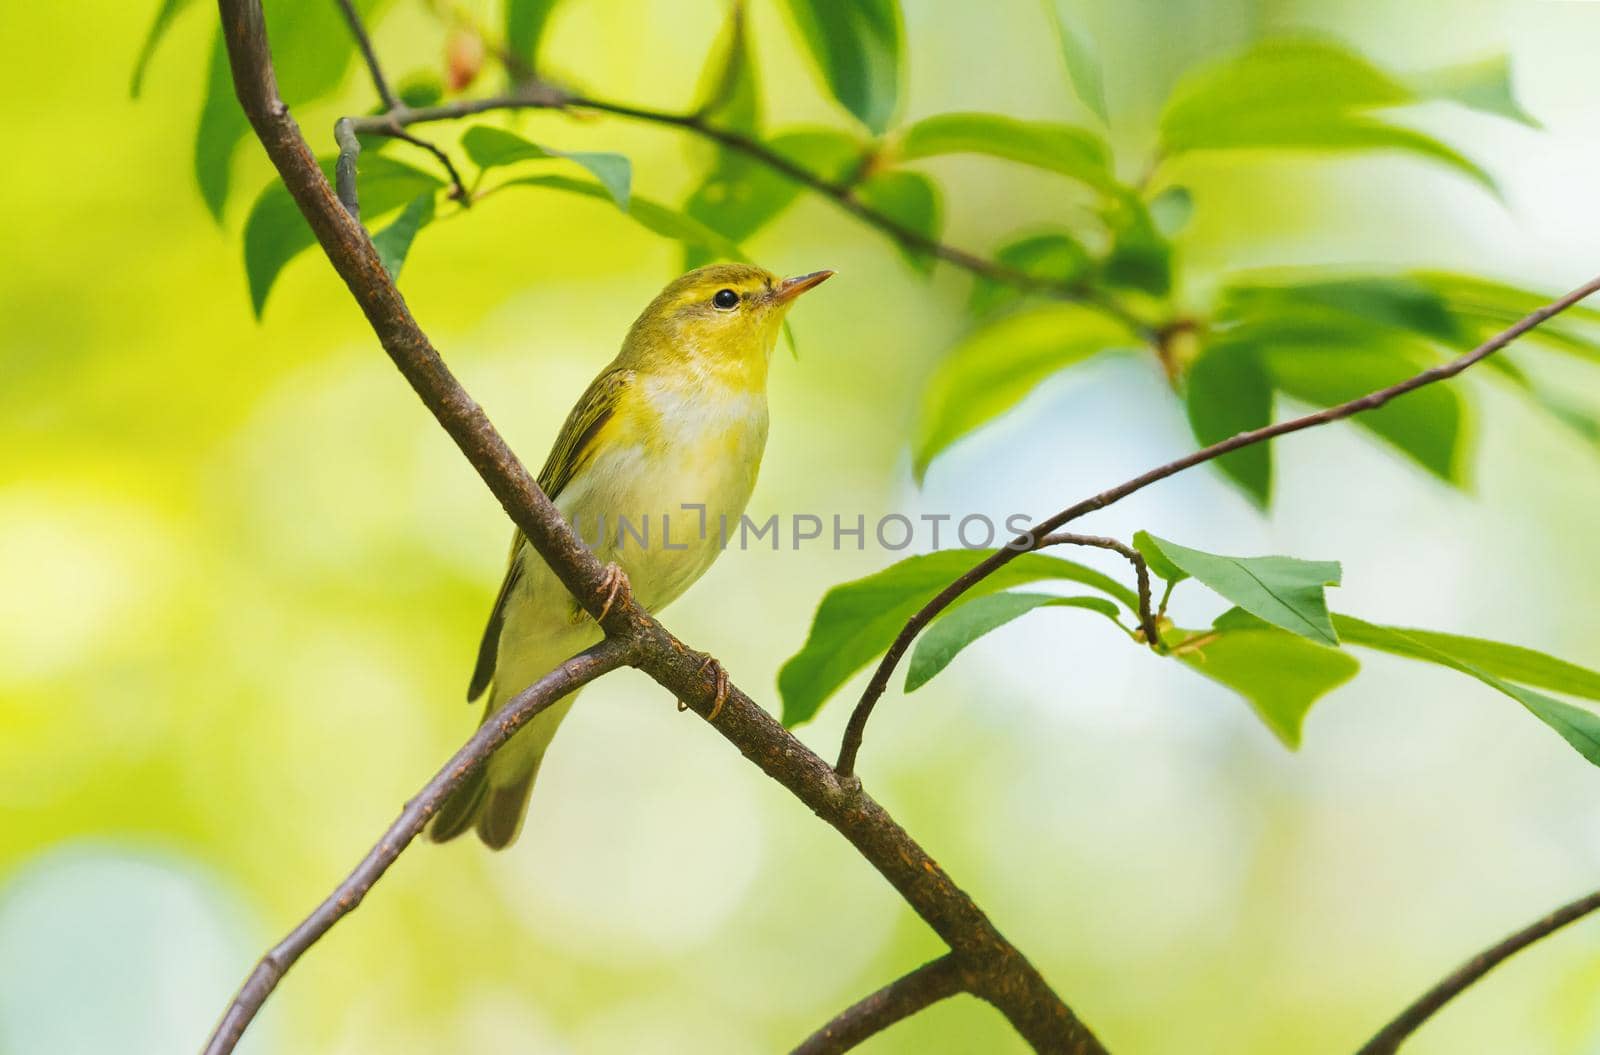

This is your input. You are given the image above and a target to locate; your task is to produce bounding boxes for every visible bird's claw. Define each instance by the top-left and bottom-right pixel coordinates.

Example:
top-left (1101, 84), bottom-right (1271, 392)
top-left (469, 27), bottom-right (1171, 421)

top-left (594, 563), bottom-right (631, 623)
top-left (679, 652), bottom-right (730, 722)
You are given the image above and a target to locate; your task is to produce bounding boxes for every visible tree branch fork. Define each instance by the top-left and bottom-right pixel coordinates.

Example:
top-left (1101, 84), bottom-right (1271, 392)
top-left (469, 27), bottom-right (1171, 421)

top-left (201, 1), bottom-right (1600, 1053)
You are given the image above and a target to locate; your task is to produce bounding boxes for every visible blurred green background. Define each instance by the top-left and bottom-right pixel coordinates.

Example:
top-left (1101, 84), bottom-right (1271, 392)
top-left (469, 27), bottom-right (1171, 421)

top-left (7, 0), bottom-right (1600, 1052)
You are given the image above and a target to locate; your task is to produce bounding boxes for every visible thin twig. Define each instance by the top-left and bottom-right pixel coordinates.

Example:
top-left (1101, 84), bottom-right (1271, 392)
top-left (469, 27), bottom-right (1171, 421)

top-left (791, 955), bottom-right (968, 1055)
top-left (201, 640), bottom-right (632, 1055)
top-left (1038, 532), bottom-right (1160, 646)
top-left (1354, 885), bottom-right (1600, 1055)
top-left (331, 1), bottom-right (469, 212)
top-left (210, 3), bottom-right (1107, 1053)
top-left (334, 87), bottom-right (1153, 337)
top-left (833, 269), bottom-right (1600, 776)
top-left (334, 0), bottom-right (396, 110)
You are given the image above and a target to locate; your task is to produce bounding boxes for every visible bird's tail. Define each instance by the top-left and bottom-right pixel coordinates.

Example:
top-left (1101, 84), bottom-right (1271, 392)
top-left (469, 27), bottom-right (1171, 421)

top-left (427, 689), bottom-right (579, 850)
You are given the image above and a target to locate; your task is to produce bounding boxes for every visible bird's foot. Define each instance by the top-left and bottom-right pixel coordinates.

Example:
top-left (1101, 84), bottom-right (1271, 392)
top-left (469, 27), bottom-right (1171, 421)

top-left (678, 651), bottom-right (730, 721)
top-left (594, 563), bottom-right (632, 624)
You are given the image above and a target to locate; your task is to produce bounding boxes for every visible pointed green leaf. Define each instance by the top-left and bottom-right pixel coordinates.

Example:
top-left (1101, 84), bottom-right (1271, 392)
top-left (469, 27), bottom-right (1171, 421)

top-left (896, 112), bottom-right (1113, 191)
top-left (780, 550), bottom-right (1140, 726)
top-left (371, 193), bottom-right (436, 280)
top-left (193, 1), bottom-right (380, 220)
top-left (1142, 536), bottom-right (1341, 645)
top-left (1170, 621), bottom-right (1359, 746)
top-left (1132, 530), bottom-right (1188, 584)
top-left (131, 0), bottom-right (198, 97)
top-left (1262, 344), bottom-right (1466, 484)
top-left (693, 0), bottom-right (759, 130)
top-left (506, 0), bottom-right (561, 70)
top-left (1159, 39), bottom-right (1496, 193)
top-left (1410, 55), bottom-right (1538, 127)
top-left (1335, 615), bottom-right (1600, 766)
top-left (915, 304), bottom-right (1135, 480)
top-left (463, 127), bottom-right (631, 207)
top-left (1185, 341), bottom-right (1274, 506)
top-left (906, 592), bottom-right (1122, 692)
top-left (777, 0), bottom-right (903, 133)
top-left (1042, 0), bottom-right (1108, 121)
top-left (1334, 616), bottom-right (1600, 702)
top-left (679, 130), bottom-right (861, 270)
top-left (967, 230), bottom-right (1091, 317)
top-left (500, 175), bottom-right (749, 262)
top-left (1411, 271), bottom-right (1600, 363)
top-left (1218, 273), bottom-right (1466, 344)
top-left (856, 171), bottom-right (942, 274)
top-left (244, 155), bottom-right (441, 316)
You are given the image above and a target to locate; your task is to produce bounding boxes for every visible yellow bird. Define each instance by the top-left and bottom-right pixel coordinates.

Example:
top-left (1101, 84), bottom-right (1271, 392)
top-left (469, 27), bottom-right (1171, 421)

top-left (430, 263), bottom-right (833, 848)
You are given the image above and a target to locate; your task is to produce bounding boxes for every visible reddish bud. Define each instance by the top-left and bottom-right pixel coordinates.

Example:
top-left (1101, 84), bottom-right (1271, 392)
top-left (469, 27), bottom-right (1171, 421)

top-left (445, 29), bottom-right (485, 93)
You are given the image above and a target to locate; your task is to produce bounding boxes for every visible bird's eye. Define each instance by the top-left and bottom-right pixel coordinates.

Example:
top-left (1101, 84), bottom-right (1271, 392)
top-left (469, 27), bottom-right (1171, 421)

top-left (712, 288), bottom-right (740, 310)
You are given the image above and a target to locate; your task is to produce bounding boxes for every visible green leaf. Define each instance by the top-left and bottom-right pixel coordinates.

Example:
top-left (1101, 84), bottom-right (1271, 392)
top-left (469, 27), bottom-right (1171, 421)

top-left (1042, 0), bottom-right (1108, 122)
top-left (1334, 616), bottom-right (1600, 702)
top-left (131, 0), bottom-right (197, 97)
top-left (462, 127), bottom-right (631, 208)
top-left (500, 175), bottom-right (749, 262)
top-left (194, 36), bottom-right (250, 222)
top-left (968, 230), bottom-right (1091, 317)
top-left (1262, 344), bottom-right (1466, 483)
top-left (678, 128), bottom-right (862, 271)
top-left (1141, 536), bottom-right (1341, 645)
top-left (915, 304), bottom-right (1135, 480)
top-left (1148, 186), bottom-right (1193, 239)
top-left (856, 171), bottom-right (942, 274)
top-left (1132, 530), bottom-right (1187, 584)
top-left (1410, 55), bottom-right (1538, 127)
top-left (243, 155), bottom-right (442, 316)
top-left (1170, 620), bottom-right (1359, 746)
top-left (777, 0), bottom-right (903, 133)
top-left (1218, 273), bottom-right (1467, 344)
top-left (371, 193), bottom-right (436, 280)
top-left (779, 549), bottom-right (1140, 726)
top-left (1335, 615), bottom-right (1600, 766)
top-left (1185, 341), bottom-right (1274, 505)
top-left (905, 592), bottom-right (1122, 692)
top-left (506, 0), bottom-right (561, 71)
top-left (895, 113), bottom-right (1113, 191)
top-left (692, 0), bottom-right (760, 131)
top-left (1159, 39), bottom-right (1496, 193)
top-left (1098, 192), bottom-right (1172, 296)
top-left (193, 1), bottom-right (380, 220)
top-left (1411, 271), bottom-right (1600, 363)
top-left (396, 73), bottom-right (444, 109)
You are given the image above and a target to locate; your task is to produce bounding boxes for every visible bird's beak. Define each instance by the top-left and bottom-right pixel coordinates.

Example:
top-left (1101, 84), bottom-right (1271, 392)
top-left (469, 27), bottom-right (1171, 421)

top-left (772, 270), bottom-right (835, 304)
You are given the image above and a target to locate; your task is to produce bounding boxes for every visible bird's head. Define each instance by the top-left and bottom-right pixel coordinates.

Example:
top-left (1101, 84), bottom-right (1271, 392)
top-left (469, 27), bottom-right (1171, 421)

top-left (620, 263), bottom-right (833, 383)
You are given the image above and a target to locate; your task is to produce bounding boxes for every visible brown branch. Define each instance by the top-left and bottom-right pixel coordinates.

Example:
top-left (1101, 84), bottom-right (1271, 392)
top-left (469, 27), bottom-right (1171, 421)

top-left (207, 2), bottom-right (1106, 1052)
top-left (834, 270), bottom-right (1600, 776)
top-left (1354, 885), bottom-right (1600, 1055)
top-left (791, 954), bottom-right (968, 1055)
top-left (335, 88), bottom-right (1152, 337)
top-left (202, 639), bottom-right (631, 1055)
top-left (1038, 531), bottom-right (1159, 646)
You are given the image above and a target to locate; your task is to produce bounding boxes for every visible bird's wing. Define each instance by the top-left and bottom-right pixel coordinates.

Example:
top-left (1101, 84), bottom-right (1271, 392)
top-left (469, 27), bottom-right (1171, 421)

top-left (466, 367), bottom-right (636, 701)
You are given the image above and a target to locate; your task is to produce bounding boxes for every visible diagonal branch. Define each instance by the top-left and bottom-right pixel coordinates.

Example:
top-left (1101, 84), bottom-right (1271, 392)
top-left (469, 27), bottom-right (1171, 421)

top-left (833, 269), bottom-right (1600, 776)
top-left (334, 0), bottom-right (396, 110)
top-left (791, 954), bottom-right (969, 1055)
top-left (334, 88), bottom-right (1151, 336)
top-left (1354, 884), bottom-right (1600, 1055)
top-left (202, 639), bottom-right (632, 1055)
top-left (208, 2), bottom-right (1106, 1053)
